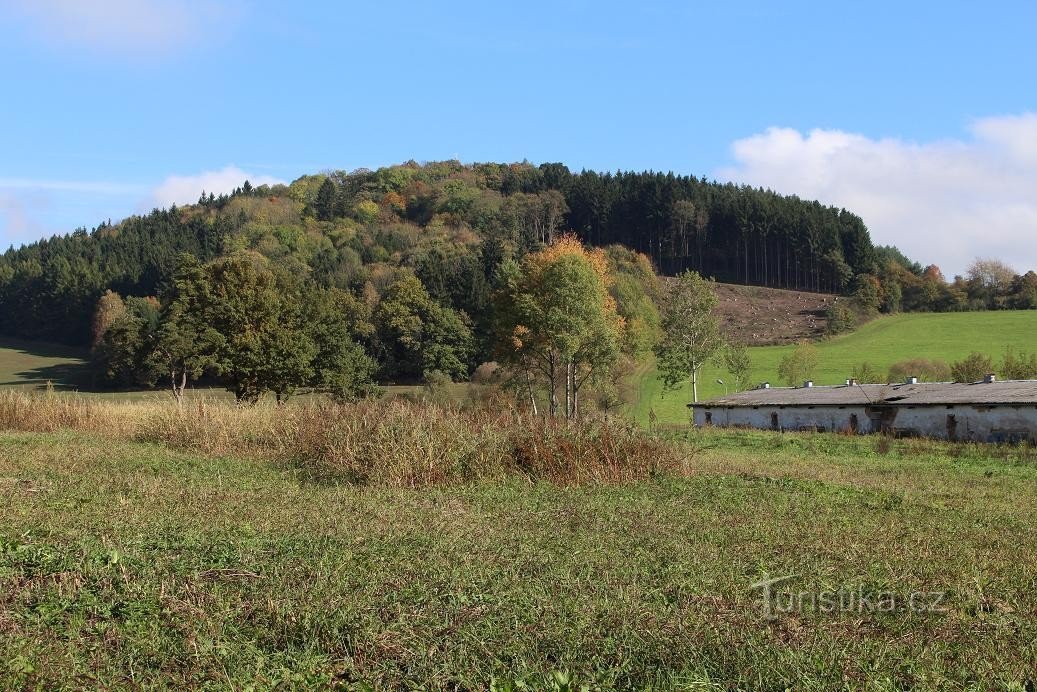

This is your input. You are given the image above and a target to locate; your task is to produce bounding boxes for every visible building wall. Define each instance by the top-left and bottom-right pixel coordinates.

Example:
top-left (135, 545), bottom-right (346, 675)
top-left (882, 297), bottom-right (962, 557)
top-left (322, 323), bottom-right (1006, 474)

top-left (693, 405), bottom-right (872, 434)
top-left (692, 404), bottom-right (1037, 442)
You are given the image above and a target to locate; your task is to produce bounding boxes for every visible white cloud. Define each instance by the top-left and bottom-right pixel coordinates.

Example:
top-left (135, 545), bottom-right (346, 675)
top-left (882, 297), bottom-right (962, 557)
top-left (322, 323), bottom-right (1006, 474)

top-left (2, 0), bottom-right (237, 57)
top-left (718, 114), bottom-right (1037, 277)
top-left (150, 166), bottom-right (286, 208)
top-left (0, 192), bottom-right (49, 245)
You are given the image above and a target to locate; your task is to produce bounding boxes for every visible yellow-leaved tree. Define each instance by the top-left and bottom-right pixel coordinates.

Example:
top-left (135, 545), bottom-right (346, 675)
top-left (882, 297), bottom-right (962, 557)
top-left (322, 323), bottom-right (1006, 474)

top-left (495, 236), bottom-right (624, 418)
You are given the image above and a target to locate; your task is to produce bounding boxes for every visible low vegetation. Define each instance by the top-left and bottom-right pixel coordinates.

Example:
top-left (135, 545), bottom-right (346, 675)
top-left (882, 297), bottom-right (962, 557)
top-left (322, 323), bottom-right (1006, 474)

top-left (2, 395), bottom-right (1036, 687)
top-left (0, 392), bottom-right (681, 487)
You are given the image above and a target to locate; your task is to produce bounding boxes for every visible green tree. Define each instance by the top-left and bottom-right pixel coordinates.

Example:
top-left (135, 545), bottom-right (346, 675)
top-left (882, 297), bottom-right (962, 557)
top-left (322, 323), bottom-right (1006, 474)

top-left (315, 178), bottom-right (337, 221)
top-left (93, 297), bottom-right (160, 388)
top-left (852, 274), bottom-right (882, 315)
top-left (722, 342), bottom-right (753, 391)
top-left (824, 302), bottom-right (857, 336)
top-left (162, 252), bottom-right (319, 404)
top-left (999, 347), bottom-right (1037, 380)
top-left (950, 351), bottom-right (994, 383)
top-left (777, 341), bottom-right (820, 386)
top-left (654, 270), bottom-right (723, 403)
top-left (151, 255), bottom-right (224, 404)
top-left (374, 273), bottom-right (474, 382)
top-left (305, 287), bottom-right (378, 401)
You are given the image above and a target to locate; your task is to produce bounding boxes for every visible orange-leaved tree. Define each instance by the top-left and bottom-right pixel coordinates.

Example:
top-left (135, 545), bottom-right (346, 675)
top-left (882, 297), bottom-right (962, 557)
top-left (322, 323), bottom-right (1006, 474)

top-left (495, 235), bottom-right (624, 418)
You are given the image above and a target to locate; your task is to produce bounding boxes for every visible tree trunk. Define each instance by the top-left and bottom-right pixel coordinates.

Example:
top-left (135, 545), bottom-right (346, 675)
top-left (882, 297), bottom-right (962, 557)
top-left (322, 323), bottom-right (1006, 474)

top-left (568, 361), bottom-right (576, 419)
top-left (171, 369), bottom-right (186, 407)
top-left (548, 355), bottom-right (558, 417)
top-left (525, 371), bottom-right (538, 416)
top-left (692, 366), bottom-right (699, 403)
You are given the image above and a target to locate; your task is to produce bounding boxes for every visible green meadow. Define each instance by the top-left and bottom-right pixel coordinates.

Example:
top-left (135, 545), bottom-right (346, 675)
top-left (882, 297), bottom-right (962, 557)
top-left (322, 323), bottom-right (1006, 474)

top-left (3, 421), bottom-right (1037, 688)
top-left (633, 310), bottom-right (1037, 424)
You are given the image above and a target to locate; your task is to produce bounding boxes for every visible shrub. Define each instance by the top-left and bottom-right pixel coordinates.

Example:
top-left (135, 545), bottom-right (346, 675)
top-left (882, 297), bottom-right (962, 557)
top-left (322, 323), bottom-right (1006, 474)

top-left (777, 342), bottom-right (819, 386)
top-left (850, 362), bottom-right (883, 384)
top-left (887, 358), bottom-right (952, 383)
top-left (950, 352), bottom-right (994, 383)
top-left (824, 303), bottom-right (857, 336)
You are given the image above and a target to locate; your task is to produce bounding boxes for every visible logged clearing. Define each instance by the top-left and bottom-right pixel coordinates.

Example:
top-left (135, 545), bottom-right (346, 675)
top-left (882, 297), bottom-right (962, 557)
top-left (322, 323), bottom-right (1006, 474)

top-left (2, 416), bottom-right (1036, 688)
top-left (712, 282), bottom-right (836, 346)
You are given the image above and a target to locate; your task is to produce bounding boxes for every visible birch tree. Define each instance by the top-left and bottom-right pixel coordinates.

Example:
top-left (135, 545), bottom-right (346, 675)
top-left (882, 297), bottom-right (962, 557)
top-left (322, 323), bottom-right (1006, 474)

top-left (655, 270), bottom-right (723, 403)
top-left (495, 236), bottom-right (623, 418)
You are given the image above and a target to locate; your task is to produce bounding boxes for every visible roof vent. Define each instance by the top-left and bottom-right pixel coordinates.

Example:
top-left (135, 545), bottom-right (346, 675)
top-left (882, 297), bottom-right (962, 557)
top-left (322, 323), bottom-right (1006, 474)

top-left (803, 380), bottom-right (814, 388)
top-left (906, 376), bottom-right (918, 385)
top-left (984, 373), bottom-right (996, 384)
top-left (761, 382), bottom-right (770, 389)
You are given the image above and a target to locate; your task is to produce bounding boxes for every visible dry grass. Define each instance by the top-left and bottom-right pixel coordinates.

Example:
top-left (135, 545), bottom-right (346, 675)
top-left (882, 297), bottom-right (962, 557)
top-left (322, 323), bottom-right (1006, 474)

top-left (0, 391), bottom-right (684, 487)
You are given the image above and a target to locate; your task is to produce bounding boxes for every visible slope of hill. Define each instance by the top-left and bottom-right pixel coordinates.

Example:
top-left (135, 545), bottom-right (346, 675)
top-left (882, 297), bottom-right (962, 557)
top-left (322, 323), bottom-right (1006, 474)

top-left (712, 282), bottom-right (836, 346)
top-left (0, 160), bottom-right (876, 348)
top-left (633, 310), bottom-right (1037, 424)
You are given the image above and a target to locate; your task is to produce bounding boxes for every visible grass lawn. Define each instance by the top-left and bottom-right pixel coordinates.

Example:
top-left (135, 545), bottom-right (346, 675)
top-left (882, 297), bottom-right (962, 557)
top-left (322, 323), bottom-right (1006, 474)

top-left (632, 310), bottom-right (1037, 425)
top-left (0, 338), bottom-right (91, 390)
top-left (2, 428), bottom-right (1036, 687)
top-left (0, 338), bottom-right (470, 404)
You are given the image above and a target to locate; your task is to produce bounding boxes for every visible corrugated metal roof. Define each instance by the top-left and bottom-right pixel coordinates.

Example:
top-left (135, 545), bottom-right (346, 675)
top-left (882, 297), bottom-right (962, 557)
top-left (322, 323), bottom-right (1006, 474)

top-left (692, 380), bottom-right (1037, 408)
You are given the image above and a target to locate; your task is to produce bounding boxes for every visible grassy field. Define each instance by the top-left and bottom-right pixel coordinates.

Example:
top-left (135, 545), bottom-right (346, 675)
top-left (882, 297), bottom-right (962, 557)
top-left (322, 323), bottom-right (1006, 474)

top-left (2, 404), bottom-right (1036, 688)
top-left (633, 310), bottom-right (1037, 425)
top-left (0, 338), bottom-right (473, 404)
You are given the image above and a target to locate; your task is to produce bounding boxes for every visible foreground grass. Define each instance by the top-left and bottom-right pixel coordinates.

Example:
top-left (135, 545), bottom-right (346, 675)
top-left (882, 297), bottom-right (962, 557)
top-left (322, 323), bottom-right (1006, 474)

top-left (3, 425), bottom-right (1036, 688)
top-left (634, 310), bottom-right (1037, 424)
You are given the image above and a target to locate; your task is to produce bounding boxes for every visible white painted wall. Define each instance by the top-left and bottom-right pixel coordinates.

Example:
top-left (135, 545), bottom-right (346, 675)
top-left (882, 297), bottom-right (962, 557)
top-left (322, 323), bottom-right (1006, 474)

top-left (692, 404), bottom-right (1037, 442)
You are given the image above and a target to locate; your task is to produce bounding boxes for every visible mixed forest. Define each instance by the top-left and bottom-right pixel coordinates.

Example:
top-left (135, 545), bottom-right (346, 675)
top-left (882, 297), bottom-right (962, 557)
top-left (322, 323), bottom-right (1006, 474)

top-left (0, 160), bottom-right (1035, 403)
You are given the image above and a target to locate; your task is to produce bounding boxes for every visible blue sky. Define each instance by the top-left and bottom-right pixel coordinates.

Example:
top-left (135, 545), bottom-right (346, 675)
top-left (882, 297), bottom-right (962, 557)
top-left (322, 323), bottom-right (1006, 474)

top-left (2, 0), bottom-right (1036, 275)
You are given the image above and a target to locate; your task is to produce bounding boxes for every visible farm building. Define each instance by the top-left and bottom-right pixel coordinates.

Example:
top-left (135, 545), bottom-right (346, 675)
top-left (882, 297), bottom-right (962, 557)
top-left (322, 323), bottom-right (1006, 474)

top-left (689, 375), bottom-right (1037, 443)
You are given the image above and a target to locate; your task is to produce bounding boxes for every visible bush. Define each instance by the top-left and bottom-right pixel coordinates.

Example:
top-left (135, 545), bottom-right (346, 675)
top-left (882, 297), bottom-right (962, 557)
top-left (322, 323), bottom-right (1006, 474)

top-left (824, 303), bottom-right (857, 336)
top-left (887, 358), bottom-right (952, 383)
top-left (850, 362), bottom-right (883, 384)
top-left (950, 352), bottom-right (994, 383)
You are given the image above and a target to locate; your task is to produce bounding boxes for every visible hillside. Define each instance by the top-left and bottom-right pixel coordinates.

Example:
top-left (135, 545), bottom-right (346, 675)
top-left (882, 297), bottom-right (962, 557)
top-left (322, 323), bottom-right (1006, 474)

top-left (0, 161), bottom-right (877, 348)
top-left (713, 282), bottom-right (836, 346)
top-left (634, 309), bottom-right (1037, 424)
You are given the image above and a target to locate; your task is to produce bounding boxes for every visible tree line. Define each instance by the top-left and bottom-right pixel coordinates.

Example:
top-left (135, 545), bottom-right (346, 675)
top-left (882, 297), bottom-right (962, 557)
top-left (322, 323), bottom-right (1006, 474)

top-left (88, 236), bottom-right (661, 409)
top-left (0, 160), bottom-right (1033, 366)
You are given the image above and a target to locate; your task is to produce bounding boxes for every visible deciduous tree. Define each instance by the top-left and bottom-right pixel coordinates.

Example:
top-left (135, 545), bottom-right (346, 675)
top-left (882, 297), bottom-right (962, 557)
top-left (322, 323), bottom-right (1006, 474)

top-left (654, 270), bottom-right (722, 403)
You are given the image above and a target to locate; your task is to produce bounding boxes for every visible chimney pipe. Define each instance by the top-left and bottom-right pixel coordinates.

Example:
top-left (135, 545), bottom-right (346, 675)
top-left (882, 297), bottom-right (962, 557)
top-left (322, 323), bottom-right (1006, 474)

top-left (984, 373), bottom-right (996, 383)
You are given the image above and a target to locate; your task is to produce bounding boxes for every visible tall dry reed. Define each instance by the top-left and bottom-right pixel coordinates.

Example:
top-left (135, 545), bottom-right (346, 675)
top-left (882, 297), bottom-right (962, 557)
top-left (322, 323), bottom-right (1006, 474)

top-left (0, 391), bottom-right (686, 486)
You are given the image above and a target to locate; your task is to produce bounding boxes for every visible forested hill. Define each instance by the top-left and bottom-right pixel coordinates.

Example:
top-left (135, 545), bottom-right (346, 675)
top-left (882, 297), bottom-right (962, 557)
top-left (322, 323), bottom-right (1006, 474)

top-left (0, 160), bottom-right (881, 346)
